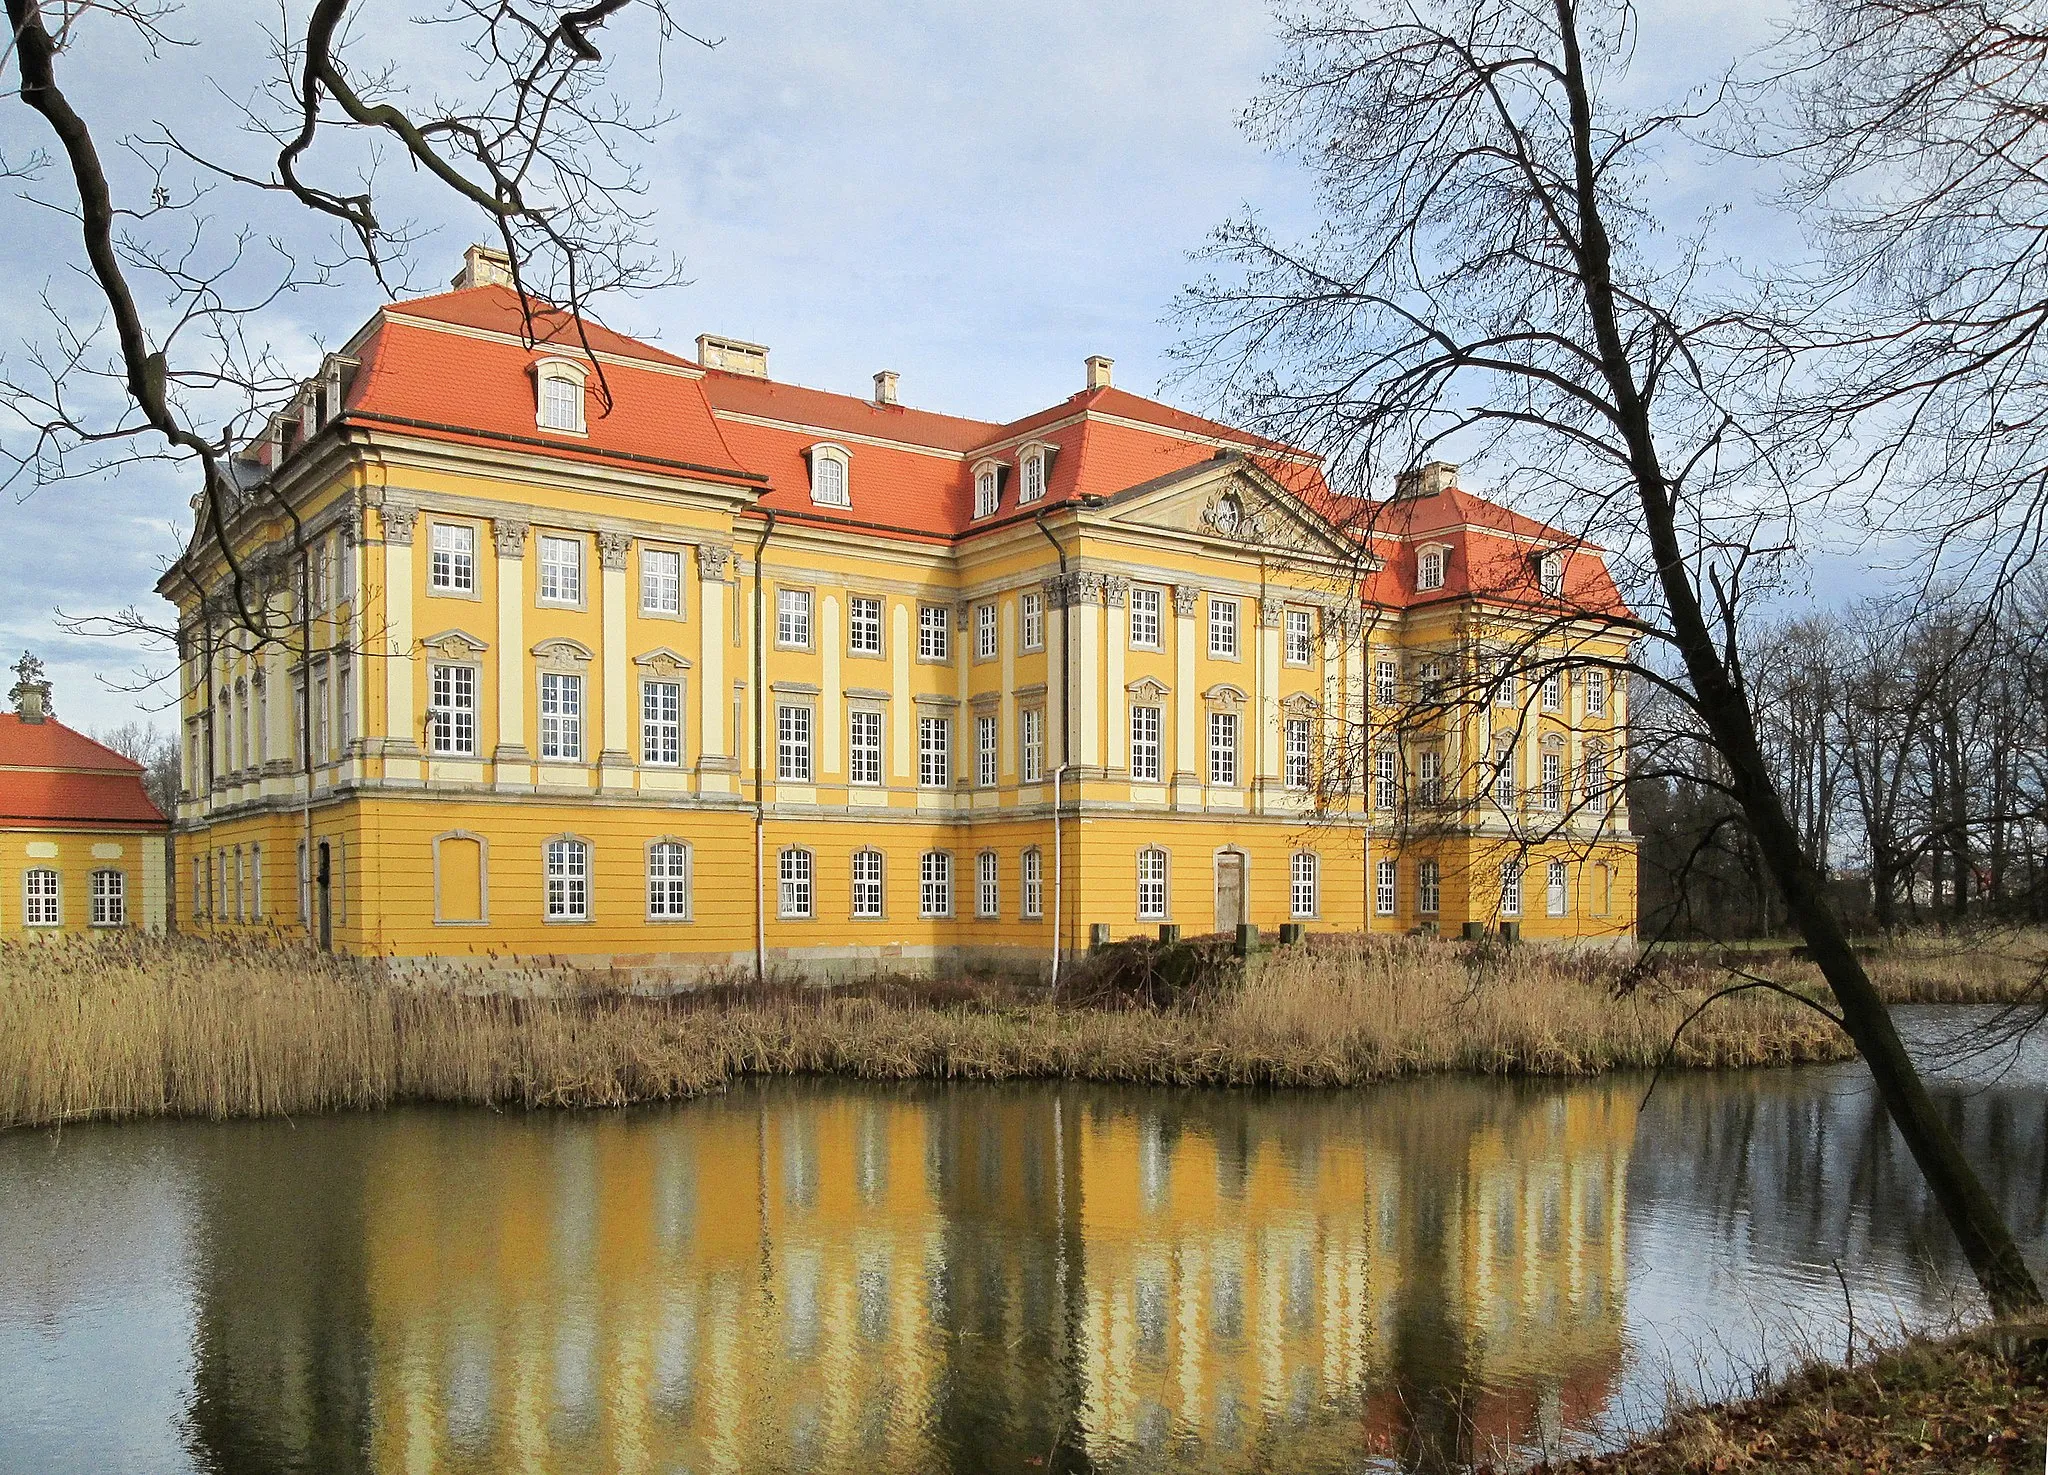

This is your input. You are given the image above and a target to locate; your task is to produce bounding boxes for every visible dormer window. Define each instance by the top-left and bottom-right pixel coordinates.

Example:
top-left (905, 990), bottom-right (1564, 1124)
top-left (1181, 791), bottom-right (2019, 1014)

top-left (808, 444), bottom-right (851, 507)
top-left (1017, 441), bottom-right (1056, 506)
top-left (1538, 551), bottom-right (1564, 597)
top-left (533, 359), bottom-right (588, 434)
top-left (972, 459), bottom-right (1004, 520)
top-left (1417, 545), bottom-right (1447, 592)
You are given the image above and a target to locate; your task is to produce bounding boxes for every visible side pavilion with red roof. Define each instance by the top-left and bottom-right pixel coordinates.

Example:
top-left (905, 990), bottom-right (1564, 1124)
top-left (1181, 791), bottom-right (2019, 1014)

top-left (1, 657), bottom-right (169, 936)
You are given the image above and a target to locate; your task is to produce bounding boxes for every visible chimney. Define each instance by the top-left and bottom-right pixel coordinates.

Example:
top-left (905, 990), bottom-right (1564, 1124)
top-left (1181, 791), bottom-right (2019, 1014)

top-left (450, 243), bottom-right (515, 291)
top-left (9, 651), bottom-right (52, 724)
top-left (696, 334), bottom-right (770, 379)
top-left (873, 370), bottom-right (900, 406)
top-left (1394, 461), bottom-right (1459, 499)
top-left (1085, 355), bottom-right (1114, 391)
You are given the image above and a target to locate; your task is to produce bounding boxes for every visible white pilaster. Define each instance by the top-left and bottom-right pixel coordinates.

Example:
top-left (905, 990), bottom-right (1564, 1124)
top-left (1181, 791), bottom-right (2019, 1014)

top-left (695, 544), bottom-right (731, 793)
top-left (1172, 584), bottom-right (1198, 805)
top-left (822, 595), bottom-right (843, 779)
top-left (891, 599), bottom-right (913, 780)
top-left (380, 500), bottom-right (419, 779)
top-left (492, 518), bottom-right (530, 785)
top-left (1075, 586), bottom-right (1101, 770)
top-left (1104, 576), bottom-right (1127, 773)
top-left (598, 530), bottom-right (632, 790)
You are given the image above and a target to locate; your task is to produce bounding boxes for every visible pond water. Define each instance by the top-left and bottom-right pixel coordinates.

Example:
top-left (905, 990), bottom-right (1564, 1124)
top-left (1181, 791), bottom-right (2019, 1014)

top-left (2, 1007), bottom-right (2044, 1474)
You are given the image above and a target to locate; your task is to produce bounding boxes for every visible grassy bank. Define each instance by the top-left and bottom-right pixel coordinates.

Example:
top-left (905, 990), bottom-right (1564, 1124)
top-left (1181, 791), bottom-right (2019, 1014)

top-left (1551, 1317), bottom-right (2048, 1474)
top-left (0, 933), bottom-right (1859, 1130)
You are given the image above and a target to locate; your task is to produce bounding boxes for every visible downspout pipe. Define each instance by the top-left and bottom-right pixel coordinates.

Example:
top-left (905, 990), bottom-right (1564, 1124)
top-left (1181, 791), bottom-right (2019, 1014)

top-left (1034, 498), bottom-right (1102, 991)
top-left (752, 512), bottom-right (777, 988)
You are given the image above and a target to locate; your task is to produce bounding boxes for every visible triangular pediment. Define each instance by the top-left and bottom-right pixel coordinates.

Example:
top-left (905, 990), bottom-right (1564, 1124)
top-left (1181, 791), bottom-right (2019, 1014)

top-left (1098, 457), bottom-right (1366, 564)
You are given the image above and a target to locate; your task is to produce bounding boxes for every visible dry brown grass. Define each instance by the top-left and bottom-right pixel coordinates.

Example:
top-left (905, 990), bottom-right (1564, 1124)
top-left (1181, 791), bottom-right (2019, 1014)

top-left (0, 933), bottom-right (1858, 1131)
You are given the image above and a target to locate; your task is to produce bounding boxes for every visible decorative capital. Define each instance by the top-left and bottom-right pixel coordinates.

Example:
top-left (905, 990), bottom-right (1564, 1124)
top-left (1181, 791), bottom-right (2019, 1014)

top-left (493, 518), bottom-right (530, 559)
top-left (696, 543), bottom-right (732, 583)
top-left (381, 501), bottom-right (417, 545)
top-left (1041, 574), bottom-right (1074, 610)
top-left (1102, 574), bottom-right (1130, 608)
top-left (1259, 598), bottom-right (1285, 629)
top-left (1070, 570), bottom-right (1107, 605)
top-left (954, 602), bottom-right (971, 631)
top-left (1172, 583), bottom-right (1200, 617)
top-left (596, 529), bottom-right (632, 571)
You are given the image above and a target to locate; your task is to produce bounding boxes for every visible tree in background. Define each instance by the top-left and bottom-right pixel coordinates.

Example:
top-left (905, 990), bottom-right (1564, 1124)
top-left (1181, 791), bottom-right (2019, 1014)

top-left (93, 721), bottom-right (180, 817)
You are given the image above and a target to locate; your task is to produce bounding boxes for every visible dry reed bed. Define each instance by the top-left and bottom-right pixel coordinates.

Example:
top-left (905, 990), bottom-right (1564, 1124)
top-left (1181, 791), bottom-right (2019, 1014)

top-left (0, 934), bottom-right (1859, 1131)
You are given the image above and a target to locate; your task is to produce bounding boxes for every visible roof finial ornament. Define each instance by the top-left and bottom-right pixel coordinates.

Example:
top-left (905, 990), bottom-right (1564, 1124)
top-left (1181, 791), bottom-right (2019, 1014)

top-left (9, 650), bottom-right (53, 723)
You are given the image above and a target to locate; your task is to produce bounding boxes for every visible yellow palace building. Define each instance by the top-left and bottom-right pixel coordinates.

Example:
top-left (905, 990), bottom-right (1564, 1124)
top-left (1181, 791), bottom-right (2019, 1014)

top-left (161, 246), bottom-right (1635, 971)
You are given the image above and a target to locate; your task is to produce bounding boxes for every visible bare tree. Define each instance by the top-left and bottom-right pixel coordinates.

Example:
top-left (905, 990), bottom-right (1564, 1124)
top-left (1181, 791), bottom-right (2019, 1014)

top-left (92, 719), bottom-right (179, 814)
top-left (1176, 0), bottom-right (2040, 1311)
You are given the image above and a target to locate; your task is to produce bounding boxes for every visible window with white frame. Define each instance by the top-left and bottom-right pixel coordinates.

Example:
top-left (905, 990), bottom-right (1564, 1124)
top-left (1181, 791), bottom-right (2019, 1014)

top-left (976, 714), bottom-right (998, 787)
top-left (429, 522), bottom-right (475, 593)
top-left (777, 704), bottom-right (813, 782)
top-left (1130, 587), bottom-right (1162, 649)
top-left (539, 672), bottom-right (583, 761)
top-left (1020, 448), bottom-right (1047, 504)
top-left (1021, 848), bottom-right (1043, 918)
top-left (851, 848), bottom-right (884, 918)
top-left (977, 851), bottom-right (1000, 917)
top-left (429, 663), bottom-right (478, 756)
top-left (1208, 711), bottom-right (1239, 786)
top-left (919, 715), bottom-right (950, 788)
top-left (93, 864), bottom-right (125, 921)
top-left (315, 673), bottom-right (330, 761)
top-left (1136, 847), bottom-right (1168, 919)
top-left (1541, 750), bottom-right (1562, 810)
top-left (1208, 597), bottom-right (1238, 658)
top-left (1499, 860), bottom-right (1523, 917)
top-left (1491, 655), bottom-right (1516, 707)
top-left (975, 602), bottom-right (997, 659)
top-left (1583, 742), bottom-right (1609, 803)
top-left (849, 710), bottom-right (883, 785)
top-left (544, 838), bottom-right (589, 920)
top-left (1284, 717), bottom-right (1312, 790)
top-left (1021, 591), bottom-right (1045, 651)
top-left (1376, 656), bottom-right (1399, 706)
top-left (779, 847), bottom-right (814, 918)
top-left (1131, 705), bottom-right (1162, 781)
top-left (919, 851), bottom-right (952, 917)
top-left (918, 605), bottom-right (950, 661)
top-left (22, 868), bottom-right (58, 926)
top-left (1492, 745), bottom-right (1516, 807)
top-left (1285, 609), bottom-right (1315, 665)
top-left (1376, 857), bottom-right (1398, 917)
top-left (777, 588), bottom-right (813, 648)
top-left (1419, 749), bottom-right (1443, 805)
top-left (1374, 747), bottom-right (1399, 810)
top-left (1419, 858), bottom-right (1441, 915)
top-left (647, 842), bottom-right (691, 919)
top-left (250, 846), bottom-right (263, 920)
top-left (848, 595), bottom-right (883, 655)
top-left (1539, 552), bottom-right (1564, 596)
top-left (1542, 666), bottom-right (1563, 711)
top-left (537, 367), bottom-right (585, 432)
top-left (1547, 859), bottom-right (1568, 916)
top-left (1418, 547), bottom-right (1446, 591)
top-left (1292, 852), bottom-right (1319, 918)
top-left (1021, 708), bottom-right (1044, 783)
top-left (974, 468), bottom-right (998, 519)
top-left (538, 535), bottom-right (583, 604)
top-left (1418, 660), bottom-right (1444, 703)
top-left (641, 547), bottom-right (682, 615)
top-left (642, 680), bottom-right (682, 766)
top-left (1586, 668), bottom-right (1608, 716)
top-left (337, 666), bottom-right (352, 754)
top-left (810, 448), bottom-right (850, 507)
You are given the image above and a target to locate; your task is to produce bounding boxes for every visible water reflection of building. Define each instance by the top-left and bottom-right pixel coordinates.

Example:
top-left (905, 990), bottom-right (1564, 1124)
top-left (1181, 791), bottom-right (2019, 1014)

top-left (182, 1080), bottom-right (1637, 1474)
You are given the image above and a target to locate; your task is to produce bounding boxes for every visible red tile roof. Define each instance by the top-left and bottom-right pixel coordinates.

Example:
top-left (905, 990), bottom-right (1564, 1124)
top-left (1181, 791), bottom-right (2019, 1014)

top-left (0, 715), bottom-right (168, 830)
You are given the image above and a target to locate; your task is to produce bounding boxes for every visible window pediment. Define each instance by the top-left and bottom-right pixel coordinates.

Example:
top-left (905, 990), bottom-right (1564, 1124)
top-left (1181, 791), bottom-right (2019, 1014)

top-left (1126, 677), bottom-right (1170, 703)
top-left (421, 629), bottom-right (488, 660)
top-left (1280, 691), bottom-right (1320, 717)
top-left (1203, 682), bottom-right (1249, 711)
top-left (634, 647), bottom-right (693, 678)
top-left (531, 637), bottom-right (594, 672)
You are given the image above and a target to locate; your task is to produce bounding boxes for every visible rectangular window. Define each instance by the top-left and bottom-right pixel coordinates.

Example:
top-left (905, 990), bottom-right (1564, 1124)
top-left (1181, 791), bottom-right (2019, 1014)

top-left (1130, 587), bottom-right (1162, 649)
top-left (1208, 597), bottom-right (1238, 658)
top-left (315, 675), bottom-right (330, 761)
top-left (545, 839), bottom-right (589, 920)
top-left (1021, 592), bottom-right (1045, 651)
top-left (1137, 848), bottom-right (1168, 920)
top-left (642, 680), bottom-right (682, 766)
top-left (1021, 450), bottom-right (1046, 503)
top-left (641, 547), bottom-right (682, 615)
top-left (1375, 656), bottom-right (1399, 706)
top-left (540, 373), bottom-right (583, 432)
top-left (976, 714), bottom-right (998, 787)
top-left (24, 868), bottom-right (60, 926)
top-left (1419, 749), bottom-right (1443, 805)
top-left (1376, 857), bottom-right (1398, 917)
top-left (1541, 667), bottom-right (1563, 711)
top-left (777, 704), bottom-right (813, 782)
top-left (1541, 751), bottom-right (1562, 810)
top-left (1021, 708), bottom-right (1044, 784)
top-left (1130, 705), bottom-right (1162, 781)
top-left (1500, 861), bottom-right (1523, 918)
top-left (648, 843), bottom-right (690, 919)
top-left (1291, 852), bottom-right (1319, 919)
top-left (1285, 609), bottom-right (1315, 665)
top-left (918, 604), bottom-right (950, 661)
top-left (779, 849), bottom-right (813, 918)
top-left (1374, 747), bottom-right (1399, 810)
top-left (1021, 849), bottom-right (1043, 919)
top-left (1284, 717), bottom-right (1312, 790)
top-left (251, 846), bottom-right (263, 919)
top-left (977, 851), bottom-right (1000, 918)
top-left (919, 851), bottom-right (952, 917)
top-left (1492, 655), bottom-right (1516, 708)
top-left (1419, 859), bottom-right (1441, 915)
top-left (538, 535), bottom-right (583, 604)
top-left (539, 672), bottom-right (583, 761)
top-left (851, 849), bottom-right (884, 918)
top-left (849, 595), bottom-right (882, 655)
top-left (1492, 747), bottom-right (1516, 807)
top-left (849, 710), bottom-right (883, 785)
top-left (429, 522), bottom-right (474, 593)
top-left (975, 602), bottom-right (998, 659)
top-left (1208, 711), bottom-right (1239, 786)
top-left (1547, 859), bottom-right (1569, 917)
top-left (429, 663), bottom-right (477, 756)
top-left (777, 588), bottom-right (813, 648)
top-left (919, 715), bottom-right (951, 788)
top-left (1587, 668), bottom-right (1608, 716)
top-left (336, 666), bottom-right (352, 753)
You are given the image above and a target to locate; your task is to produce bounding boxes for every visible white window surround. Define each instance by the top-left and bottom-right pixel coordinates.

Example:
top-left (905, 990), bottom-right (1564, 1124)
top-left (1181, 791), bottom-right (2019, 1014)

top-left (543, 836), bottom-right (590, 921)
top-left (24, 868), bottom-right (60, 927)
top-left (1208, 597), bottom-right (1239, 659)
top-left (919, 850), bottom-right (953, 917)
top-left (808, 444), bottom-right (852, 508)
top-left (976, 850), bottom-right (1000, 918)
top-left (974, 602), bottom-right (998, 660)
top-left (851, 848), bottom-right (885, 918)
top-left (538, 534), bottom-right (585, 607)
top-left (533, 359), bottom-right (588, 434)
top-left (1292, 851), bottom-right (1320, 919)
top-left (1137, 847), bottom-right (1169, 920)
top-left (428, 521), bottom-right (477, 596)
top-left (1284, 608), bottom-right (1315, 666)
top-left (917, 604), bottom-right (951, 662)
top-left (1419, 858), bottom-right (1441, 915)
top-left (971, 459), bottom-right (1003, 519)
top-left (91, 868), bottom-right (126, 927)
top-left (849, 709), bottom-right (884, 786)
top-left (776, 587), bottom-right (814, 649)
top-left (640, 546), bottom-right (684, 617)
top-left (1020, 591), bottom-right (1045, 652)
top-left (1416, 543), bottom-right (1450, 592)
top-left (1020, 847), bottom-right (1044, 919)
top-left (1129, 587), bottom-right (1163, 650)
top-left (848, 595), bottom-right (884, 656)
top-left (647, 840), bottom-right (692, 921)
top-left (1017, 441), bottom-right (1056, 505)
top-left (778, 847), bottom-right (814, 919)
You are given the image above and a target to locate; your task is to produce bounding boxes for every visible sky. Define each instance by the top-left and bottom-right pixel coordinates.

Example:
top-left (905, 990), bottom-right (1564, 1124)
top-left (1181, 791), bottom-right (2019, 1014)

top-left (0, 0), bottom-right (1797, 735)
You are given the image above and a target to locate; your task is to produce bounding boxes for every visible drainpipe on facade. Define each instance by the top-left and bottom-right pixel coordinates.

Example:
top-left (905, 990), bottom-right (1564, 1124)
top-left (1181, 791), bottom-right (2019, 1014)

top-left (751, 512), bottom-right (777, 988)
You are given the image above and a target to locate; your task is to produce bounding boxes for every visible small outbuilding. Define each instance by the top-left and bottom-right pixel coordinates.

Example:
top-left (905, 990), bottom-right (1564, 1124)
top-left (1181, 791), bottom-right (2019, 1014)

top-left (1, 655), bottom-right (169, 936)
